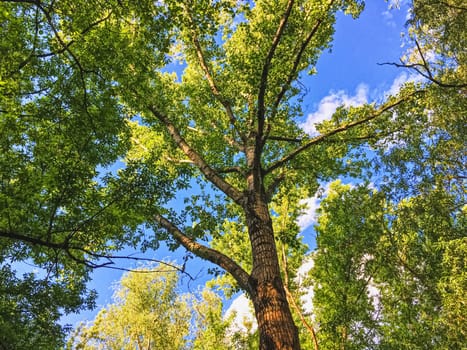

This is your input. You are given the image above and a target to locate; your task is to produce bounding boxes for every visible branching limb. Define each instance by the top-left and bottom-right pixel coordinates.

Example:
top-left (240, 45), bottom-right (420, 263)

top-left (191, 35), bottom-right (244, 137)
top-left (265, 171), bottom-right (286, 202)
top-left (379, 40), bottom-right (467, 88)
top-left (183, 4), bottom-right (245, 143)
top-left (33, 1), bottom-right (101, 131)
top-left (148, 106), bottom-right (245, 206)
top-left (0, 229), bottom-right (192, 277)
top-left (13, 3), bottom-right (113, 73)
top-left (266, 135), bottom-right (303, 143)
top-left (154, 214), bottom-right (252, 294)
top-left (257, 0), bottom-right (295, 138)
top-left (265, 92), bottom-right (420, 174)
top-left (75, 249), bottom-right (195, 278)
top-left (35, 11), bottom-right (113, 59)
top-left (269, 0), bottom-right (336, 124)
top-left (0, 229), bottom-right (68, 251)
top-left (284, 283), bottom-right (320, 350)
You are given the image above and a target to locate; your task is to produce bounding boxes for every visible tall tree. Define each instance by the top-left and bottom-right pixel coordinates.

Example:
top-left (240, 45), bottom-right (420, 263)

top-left (309, 182), bottom-right (384, 350)
top-left (1, 1), bottom-right (464, 349)
top-left (310, 184), bottom-right (465, 349)
top-left (307, 1), bottom-right (466, 348)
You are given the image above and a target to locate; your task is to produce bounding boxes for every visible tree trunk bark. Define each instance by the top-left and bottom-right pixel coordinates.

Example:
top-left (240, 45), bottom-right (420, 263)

top-left (245, 193), bottom-right (301, 350)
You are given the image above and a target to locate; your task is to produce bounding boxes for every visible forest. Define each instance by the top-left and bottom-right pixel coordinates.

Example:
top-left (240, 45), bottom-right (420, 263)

top-left (0, 0), bottom-right (465, 349)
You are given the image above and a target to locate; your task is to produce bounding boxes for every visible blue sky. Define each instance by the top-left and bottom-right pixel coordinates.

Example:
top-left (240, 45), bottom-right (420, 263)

top-left (63, 0), bottom-right (413, 328)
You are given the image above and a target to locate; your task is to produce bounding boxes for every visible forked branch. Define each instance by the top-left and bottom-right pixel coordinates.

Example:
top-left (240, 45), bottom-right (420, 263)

top-left (379, 40), bottom-right (467, 88)
top-left (0, 229), bottom-right (192, 276)
top-left (191, 36), bottom-right (243, 136)
top-left (265, 93), bottom-right (420, 174)
top-left (183, 4), bottom-right (245, 143)
top-left (148, 106), bottom-right (245, 206)
top-left (269, 0), bottom-right (336, 122)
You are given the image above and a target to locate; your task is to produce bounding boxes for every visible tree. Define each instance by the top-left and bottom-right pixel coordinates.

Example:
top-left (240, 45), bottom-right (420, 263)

top-left (307, 1), bottom-right (466, 348)
top-left (69, 264), bottom-right (250, 350)
top-left (69, 265), bottom-right (192, 350)
top-left (309, 182), bottom-right (384, 350)
top-left (191, 288), bottom-right (234, 350)
top-left (0, 264), bottom-right (95, 350)
top-left (310, 185), bottom-right (465, 349)
top-left (1, 1), bottom-right (464, 349)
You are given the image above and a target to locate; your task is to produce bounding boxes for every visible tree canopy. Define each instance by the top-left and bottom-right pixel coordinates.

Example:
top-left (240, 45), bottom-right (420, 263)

top-left (0, 0), bottom-right (465, 349)
top-left (68, 264), bottom-right (243, 350)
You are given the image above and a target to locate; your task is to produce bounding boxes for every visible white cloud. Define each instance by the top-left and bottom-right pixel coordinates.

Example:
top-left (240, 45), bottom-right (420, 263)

top-left (297, 182), bottom-right (334, 231)
top-left (385, 70), bottom-right (426, 97)
top-left (302, 72), bottom-right (423, 138)
top-left (300, 285), bottom-right (314, 315)
top-left (386, 72), bottom-right (410, 96)
top-left (297, 197), bottom-right (320, 231)
top-left (224, 294), bottom-right (256, 334)
top-left (296, 258), bottom-right (314, 283)
top-left (301, 84), bottom-right (368, 135)
top-left (296, 258), bottom-right (315, 314)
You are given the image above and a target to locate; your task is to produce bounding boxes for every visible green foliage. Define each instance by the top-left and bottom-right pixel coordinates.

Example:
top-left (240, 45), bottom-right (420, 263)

top-left (69, 265), bottom-right (191, 350)
top-left (192, 289), bottom-right (234, 350)
top-left (375, 189), bottom-right (465, 349)
top-left (310, 183), bottom-right (465, 349)
top-left (408, 0), bottom-right (467, 86)
top-left (306, 3), bottom-right (466, 346)
top-left (69, 264), bottom-right (255, 350)
top-left (309, 182), bottom-right (384, 350)
top-left (1, 0), bottom-right (465, 348)
top-left (0, 264), bottom-right (95, 350)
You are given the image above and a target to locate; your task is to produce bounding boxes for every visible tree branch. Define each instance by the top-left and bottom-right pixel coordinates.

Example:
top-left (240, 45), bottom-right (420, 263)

top-left (154, 214), bottom-right (252, 294)
top-left (378, 40), bottom-right (467, 88)
top-left (266, 135), bottom-right (303, 143)
top-left (183, 4), bottom-right (245, 144)
top-left (280, 237), bottom-right (319, 349)
top-left (257, 0), bottom-right (295, 137)
top-left (0, 229), bottom-right (67, 251)
top-left (269, 0), bottom-right (336, 122)
top-left (34, 1), bottom-right (100, 126)
top-left (265, 171), bottom-right (286, 202)
top-left (35, 11), bottom-right (113, 59)
top-left (191, 35), bottom-right (244, 139)
top-left (265, 93), bottom-right (419, 174)
top-left (148, 106), bottom-right (245, 206)
top-left (0, 229), bottom-right (192, 276)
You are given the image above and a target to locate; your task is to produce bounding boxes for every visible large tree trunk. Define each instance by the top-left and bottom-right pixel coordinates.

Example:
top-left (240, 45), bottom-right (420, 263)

top-left (245, 193), bottom-right (301, 350)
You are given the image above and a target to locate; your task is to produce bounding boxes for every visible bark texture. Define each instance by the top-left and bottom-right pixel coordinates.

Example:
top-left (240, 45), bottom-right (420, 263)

top-left (245, 193), bottom-right (301, 350)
